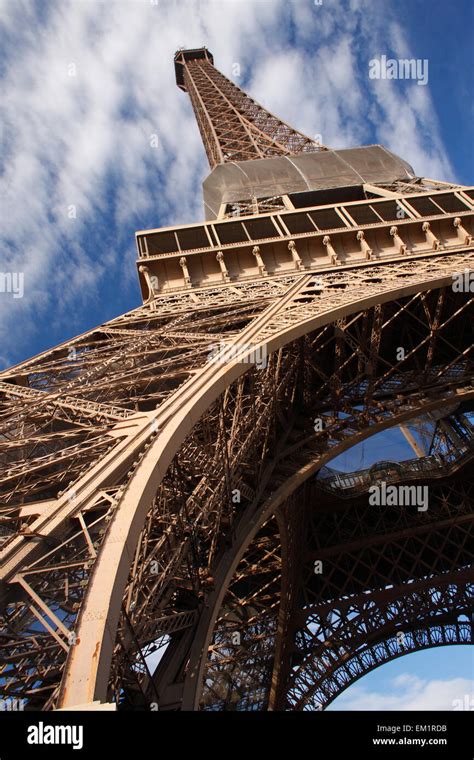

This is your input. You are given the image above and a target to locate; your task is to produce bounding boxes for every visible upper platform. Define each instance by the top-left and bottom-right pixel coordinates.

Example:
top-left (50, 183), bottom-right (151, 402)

top-left (174, 47), bottom-right (214, 91)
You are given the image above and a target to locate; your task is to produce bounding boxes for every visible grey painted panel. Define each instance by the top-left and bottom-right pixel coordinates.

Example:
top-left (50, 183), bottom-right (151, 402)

top-left (202, 145), bottom-right (415, 219)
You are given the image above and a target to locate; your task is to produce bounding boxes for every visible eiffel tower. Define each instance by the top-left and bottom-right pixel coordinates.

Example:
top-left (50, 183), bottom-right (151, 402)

top-left (0, 47), bottom-right (473, 712)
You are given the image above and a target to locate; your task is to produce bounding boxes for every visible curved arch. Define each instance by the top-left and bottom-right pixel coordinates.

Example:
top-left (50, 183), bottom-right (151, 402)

top-left (180, 398), bottom-right (474, 710)
top-left (57, 264), bottom-right (473, 707)
top-left (315, 623), bottom-right (472, 711)
top-left (190, 459), bottom-right (473, 711)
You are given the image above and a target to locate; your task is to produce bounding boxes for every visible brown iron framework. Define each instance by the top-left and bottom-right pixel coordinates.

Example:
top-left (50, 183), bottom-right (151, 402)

top-left (0, 48), bottom-right (473, 712)
top-left (174, 47), bottom-right (326, 168)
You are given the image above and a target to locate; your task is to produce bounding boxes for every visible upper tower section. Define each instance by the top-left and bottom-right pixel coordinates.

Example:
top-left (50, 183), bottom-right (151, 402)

top-left (174, 47), bottom-right (326, 169)
top-left (174, 48), bottom-right (418, 221)
top-left (134, 48), bottom-right (472, 299)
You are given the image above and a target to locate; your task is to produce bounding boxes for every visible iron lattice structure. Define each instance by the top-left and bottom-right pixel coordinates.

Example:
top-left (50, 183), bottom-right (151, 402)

top-left (0, 49), bottom-right (473, 712)
top-left (174, 47), bottom-right (326, 167)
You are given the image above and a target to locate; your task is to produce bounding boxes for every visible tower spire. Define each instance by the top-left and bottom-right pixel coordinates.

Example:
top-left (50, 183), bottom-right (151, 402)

top-left (174, 47), bottom-right (327, 169)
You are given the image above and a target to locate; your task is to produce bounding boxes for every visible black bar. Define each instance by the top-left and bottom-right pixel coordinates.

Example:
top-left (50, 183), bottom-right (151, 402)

top-left (0, 710), bottom-right (472, 758)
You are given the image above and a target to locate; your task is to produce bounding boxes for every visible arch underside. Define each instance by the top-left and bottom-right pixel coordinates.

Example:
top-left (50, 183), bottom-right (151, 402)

top-left (0, 259), bottom-right (473, 710)
top-left (279, 479), bottom-right (474, 711)
top-left (110, 282), bottom-right (474, 711)
top-left (297, 623), bottom-right (472, 711)
top-left (196, 473), bottom-right (473, 712)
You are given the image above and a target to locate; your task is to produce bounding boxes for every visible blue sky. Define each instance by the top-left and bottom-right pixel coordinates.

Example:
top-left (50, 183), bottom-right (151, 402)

top-left (0, 0), bottom-right (473, 709)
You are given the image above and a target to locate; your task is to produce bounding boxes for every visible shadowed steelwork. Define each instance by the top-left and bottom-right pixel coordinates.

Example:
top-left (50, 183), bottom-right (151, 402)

top-left (0, 49), bottom-right (473, 712)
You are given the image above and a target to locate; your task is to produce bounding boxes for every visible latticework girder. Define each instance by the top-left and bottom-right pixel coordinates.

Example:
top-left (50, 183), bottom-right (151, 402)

top-left (175, 49), bottom-right (326, 168)
top-left (1, 255), bottom-right (472, 709)
top-left (0, 48), bottom-right (473, 713)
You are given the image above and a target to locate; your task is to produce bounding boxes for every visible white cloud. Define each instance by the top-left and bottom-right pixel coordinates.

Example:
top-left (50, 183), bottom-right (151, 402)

top-left (330, 673), bottom-right (474, 711)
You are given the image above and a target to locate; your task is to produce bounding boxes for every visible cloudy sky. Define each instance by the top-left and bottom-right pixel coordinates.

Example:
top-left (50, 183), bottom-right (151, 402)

top-left (0, 0), bottom-right (473, 710)
top-left (1, 0), bottom-right (473, 369)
